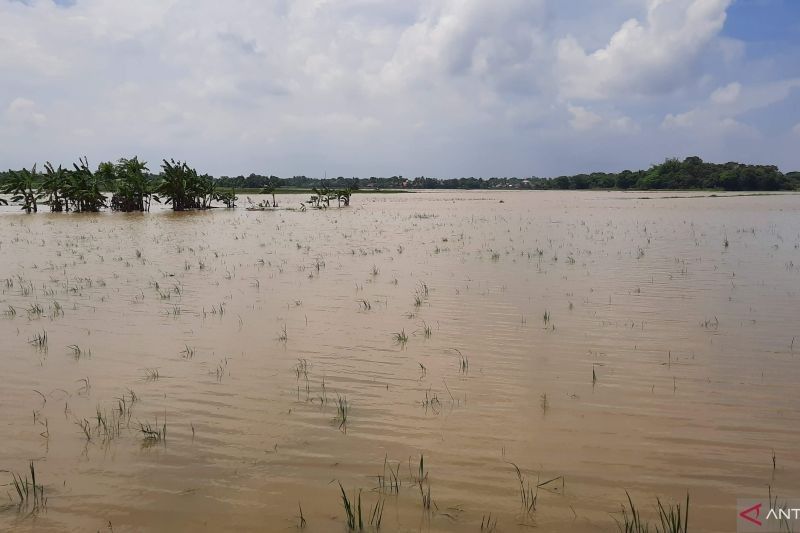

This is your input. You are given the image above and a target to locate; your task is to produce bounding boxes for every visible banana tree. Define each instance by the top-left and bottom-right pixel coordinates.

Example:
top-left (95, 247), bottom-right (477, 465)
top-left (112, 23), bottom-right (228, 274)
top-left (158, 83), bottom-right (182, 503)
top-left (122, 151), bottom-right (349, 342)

top-left (110, 157), bottom-right (153, 212)
top-left (157, 159), bottom-right (202, 211)
top-left (196, 174), bottom-right (216, 209)
top-left (1, 165), bottom-right (39, 213)
top-left (41, 162), bottom-right (70, 212)
top-left (260, 185), bottom-right (278, 207)
top-left (68, 157), bottom-right (107, 212)
top-left (336, 188), bottom-right (352, 207)
top-left (311, 184), bottom-right (333, 208)
top-left (215, 190), bottom-right (237, 208)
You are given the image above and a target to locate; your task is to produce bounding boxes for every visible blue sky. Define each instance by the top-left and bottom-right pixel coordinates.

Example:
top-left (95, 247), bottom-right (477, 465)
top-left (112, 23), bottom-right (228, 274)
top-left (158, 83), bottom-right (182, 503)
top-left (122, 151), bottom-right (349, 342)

top-left (724, 0), bottom-right (800, 42)
top-left (0, 0), bottom-right (798, 178)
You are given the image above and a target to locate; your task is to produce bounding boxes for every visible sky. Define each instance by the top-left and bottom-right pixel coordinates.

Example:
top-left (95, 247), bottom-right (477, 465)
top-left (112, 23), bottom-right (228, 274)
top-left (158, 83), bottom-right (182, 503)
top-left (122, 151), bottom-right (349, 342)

top-left (1, 0), bottom-right (798, 178)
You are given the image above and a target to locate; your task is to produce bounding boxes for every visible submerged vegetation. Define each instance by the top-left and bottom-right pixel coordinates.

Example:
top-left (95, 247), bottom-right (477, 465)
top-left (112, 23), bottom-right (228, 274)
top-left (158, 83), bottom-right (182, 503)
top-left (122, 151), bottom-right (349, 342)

top-left (2, 156), bottom-right (797, 215)
top-left (4, 462), bottom-right (47, 512)
top-left (615, 492), bottom-right (690, 533)
top-left (1, 156), bottom-right (355, 214)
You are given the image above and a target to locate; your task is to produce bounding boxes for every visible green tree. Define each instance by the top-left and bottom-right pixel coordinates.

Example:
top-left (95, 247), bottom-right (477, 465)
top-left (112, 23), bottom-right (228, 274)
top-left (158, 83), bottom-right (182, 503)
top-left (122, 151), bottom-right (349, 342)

top-left (2, 165), bottom-right (39, 213)
top-left (68, 157), bottom-right (107, 212)
top-left (157, 159), bottom-right (190, 211)
top-left (197, 174), bottom-right (216, 209)
top-left (260, 184), bottom-right (278, 207)
top-left (335, 188), bottom-right (352, 206)
top-left (40, 162), bottom-right (70, 212)
top-left (111, 157), bottom-right (156, 212)
top-left (157, 159), bottom-right (212, 211)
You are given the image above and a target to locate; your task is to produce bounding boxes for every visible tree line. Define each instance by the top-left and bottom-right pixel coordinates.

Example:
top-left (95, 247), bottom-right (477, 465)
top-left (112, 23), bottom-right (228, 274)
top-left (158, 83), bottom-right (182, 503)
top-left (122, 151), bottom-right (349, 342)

top-left (2, 156), bottom-right (798, 213)
top-left (215, 157), bottom-right (799, 191)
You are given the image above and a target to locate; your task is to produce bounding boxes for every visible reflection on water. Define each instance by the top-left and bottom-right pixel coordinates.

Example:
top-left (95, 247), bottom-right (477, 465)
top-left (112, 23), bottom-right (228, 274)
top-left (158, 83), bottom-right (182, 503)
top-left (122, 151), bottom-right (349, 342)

top-left (1, 191), bottom-right (799, 532)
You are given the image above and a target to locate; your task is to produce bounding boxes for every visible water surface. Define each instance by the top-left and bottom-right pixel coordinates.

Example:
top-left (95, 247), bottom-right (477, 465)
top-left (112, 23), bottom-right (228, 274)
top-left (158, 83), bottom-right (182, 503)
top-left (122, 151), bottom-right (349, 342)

top-left (1, 190), bottom-right (799, 532)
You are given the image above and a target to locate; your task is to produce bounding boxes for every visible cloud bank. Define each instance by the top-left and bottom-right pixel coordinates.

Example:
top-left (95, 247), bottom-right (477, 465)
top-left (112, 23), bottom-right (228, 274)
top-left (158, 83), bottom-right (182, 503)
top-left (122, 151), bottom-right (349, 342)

top-left (1, 0), bottom-right (798, 177)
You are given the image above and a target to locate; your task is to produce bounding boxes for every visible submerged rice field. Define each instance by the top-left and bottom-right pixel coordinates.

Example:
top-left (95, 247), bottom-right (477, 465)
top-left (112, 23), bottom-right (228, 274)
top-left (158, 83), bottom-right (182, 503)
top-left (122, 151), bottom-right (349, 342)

top-left (1, 190), bottom-right (799, 532)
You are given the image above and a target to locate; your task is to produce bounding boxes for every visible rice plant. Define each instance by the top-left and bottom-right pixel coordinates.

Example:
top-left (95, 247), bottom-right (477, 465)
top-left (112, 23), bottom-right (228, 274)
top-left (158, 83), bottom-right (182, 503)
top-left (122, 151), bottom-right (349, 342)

top-left (421, 389), bottom-right (442, 414)
top-left (453, 348), bottom-right (469, 373)
top-left (335, 395), bottom-right (349, 429)
top-left (393, 329), bottom-right (408, 344)
top-left (481, 513), bottom-right (498, 532)
top-left (614, 491), bottom-right (689, 533)
top-left (297, 502), bottom-right (307, 529)
top-left (420, 481), bottom-right (432, 511)
top-left (139, 416), bottom-right (167, 446)
top-left (28, 330), bottom-right (48, 351)
top-left (50, 301), bottom-right (64, 318)
top-left (27, 303), bottom-right (44, 319)
top-left (295, 359), bottom-right (309, 380)
top-left (94, 406), bottom-right (123, 442)
top-left (338, 482), bottom-right (362, 531)
top-left (510, 463), bottom-right (537, 518)
top-left (369, 498), bottom-right (385, 529)
top-left (5, 461), bottom-right (46, 511)
top-left (180, 345), bottom-right (195, 359)
top-left (68, 344), bottom-right (90, 359)
top-left (377, 455), bottom-right (401, 494)
top-left (409, 454), bottom-right (433, 511)
top-left (75, 417), bottom-right (92, 442)
top-left (422, 321), bottom-right (432, 338)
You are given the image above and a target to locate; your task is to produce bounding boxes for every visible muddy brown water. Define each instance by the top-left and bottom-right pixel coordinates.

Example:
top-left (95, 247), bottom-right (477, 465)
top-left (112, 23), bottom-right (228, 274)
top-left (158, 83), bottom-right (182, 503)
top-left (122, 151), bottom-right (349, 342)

top-left (1, 190), bottom-right (799, 532)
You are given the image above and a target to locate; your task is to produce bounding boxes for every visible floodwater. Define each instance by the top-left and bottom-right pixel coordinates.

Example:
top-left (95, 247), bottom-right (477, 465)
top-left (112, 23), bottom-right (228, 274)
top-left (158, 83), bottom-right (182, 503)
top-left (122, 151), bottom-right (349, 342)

top-left (1, 190), bottom-right (799, 532)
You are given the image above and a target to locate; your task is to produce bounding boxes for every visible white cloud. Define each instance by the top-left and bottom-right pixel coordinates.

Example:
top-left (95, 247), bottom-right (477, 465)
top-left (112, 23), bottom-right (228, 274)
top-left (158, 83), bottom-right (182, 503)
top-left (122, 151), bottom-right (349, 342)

top-left (710, 81), bottom-right (741, 104)
top-left (0, 0), bottom-right (797, 176)
top-left (567, 105), bottom-right (639, 133)
top-left (567, 105), bottom-right (602, 131)
top-left (609, 116), bottom-right (640, 133)
top-left (6, 97), bottom-right (46, 127)
top-left (664, 78), bottom-right (800, 131)
top-left (556, 0), bottom-right (731, 100)
top-left (662, 110), bottom-right (696, 129)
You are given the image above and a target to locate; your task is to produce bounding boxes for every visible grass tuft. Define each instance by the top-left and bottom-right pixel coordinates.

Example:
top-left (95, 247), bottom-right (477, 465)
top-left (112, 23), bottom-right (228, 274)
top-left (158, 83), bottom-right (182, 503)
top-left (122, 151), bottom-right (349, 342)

top-left (615, 491), bottom-right (689, 533)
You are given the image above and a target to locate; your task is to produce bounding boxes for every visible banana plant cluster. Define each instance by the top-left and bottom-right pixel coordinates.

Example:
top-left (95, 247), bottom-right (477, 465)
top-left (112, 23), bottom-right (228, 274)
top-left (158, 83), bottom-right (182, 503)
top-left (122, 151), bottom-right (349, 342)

top-left (155, 159), bottom-right (237, 211)
top-left (307, 185), bottom-right (352, 208)
top-left (1, 157), bottom-right (237, 213)
top-left (1, 158), bottom-right (106, 213)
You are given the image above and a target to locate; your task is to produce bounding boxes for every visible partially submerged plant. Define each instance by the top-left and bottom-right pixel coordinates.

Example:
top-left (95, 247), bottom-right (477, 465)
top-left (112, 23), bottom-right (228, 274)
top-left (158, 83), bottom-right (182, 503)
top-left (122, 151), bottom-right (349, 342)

top-left (393, 329), bottom-right (408, 345)
top-left (338, 482), bottom-right (362, 531)
top-left (614, 491), bottom-right (690, 533)
top-left (139, 416), bottom-right (167, 446)
top-left (28, 330), bottom-right (48, 352)
top-left (5, 461), bottom-right (47, 512)
top-left (335, 395), bottom-right (349, 430)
